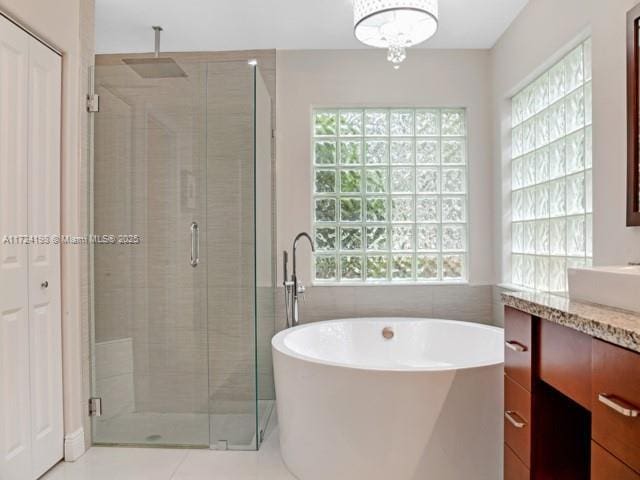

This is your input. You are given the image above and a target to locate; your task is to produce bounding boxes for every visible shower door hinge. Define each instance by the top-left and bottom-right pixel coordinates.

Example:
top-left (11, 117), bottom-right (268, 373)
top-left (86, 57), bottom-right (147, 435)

top-left (87, 93), bottom-right (100, 113)
top-left (88, 397), bottom-right (102, 417)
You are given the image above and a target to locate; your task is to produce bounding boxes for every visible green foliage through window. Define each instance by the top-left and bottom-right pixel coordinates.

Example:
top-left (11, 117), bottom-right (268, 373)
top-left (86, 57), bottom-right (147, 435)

top-left (313, 108), bottom-right (468, 282)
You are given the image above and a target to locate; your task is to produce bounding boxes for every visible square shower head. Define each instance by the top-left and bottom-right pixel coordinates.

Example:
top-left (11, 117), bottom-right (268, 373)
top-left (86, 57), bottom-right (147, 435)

top-left (122, 57), bottom-right (187, 79)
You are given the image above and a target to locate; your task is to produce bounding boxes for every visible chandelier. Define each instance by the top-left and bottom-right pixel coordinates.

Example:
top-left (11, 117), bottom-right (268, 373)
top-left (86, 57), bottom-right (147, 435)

top-left (353, 0), bottom-right (439, 69)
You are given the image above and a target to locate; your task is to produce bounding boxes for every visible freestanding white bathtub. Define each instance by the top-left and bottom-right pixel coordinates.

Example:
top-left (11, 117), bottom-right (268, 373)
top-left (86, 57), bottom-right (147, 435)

top-left (272, 318), bottom-right (504, 480)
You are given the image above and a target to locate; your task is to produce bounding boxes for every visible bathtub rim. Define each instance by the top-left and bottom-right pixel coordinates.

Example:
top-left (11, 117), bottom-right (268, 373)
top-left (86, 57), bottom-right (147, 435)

top-left (272, 317), bottom-right (504, 373)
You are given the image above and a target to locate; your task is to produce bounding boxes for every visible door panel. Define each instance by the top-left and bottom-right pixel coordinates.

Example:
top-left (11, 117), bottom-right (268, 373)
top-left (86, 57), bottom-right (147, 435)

top-left (91, 61), bottom-right (210, 447)
top-left (27, 35), bottom-right (63, 478)
top-left (0, 16), bottom-right (31, 480)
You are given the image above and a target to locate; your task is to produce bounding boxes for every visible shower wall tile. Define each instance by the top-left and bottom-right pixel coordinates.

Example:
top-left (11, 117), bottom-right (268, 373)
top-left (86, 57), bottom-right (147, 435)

top-left (275, 284), bottom-right (494, 330)
top-left (95, 338), bottom-right (134, 379)
top-left (431, 285), bottom-right (493, 324)
top-left (491, 285), bottom-right (520, 327)
top-left (257, 287), bottom-right (276, 400)
top-left (94, 288), bottom-right (135, 342)
top-left (355, 286), bottom-right (436, 318)
top-left (135, 373), bottom-right (209, 414)
top-left (207, 285), bottom-right (256, 405)
top-left (95, 338), bottom-right (134, 420)
top-left (96, 374), bottom-right (135, 420)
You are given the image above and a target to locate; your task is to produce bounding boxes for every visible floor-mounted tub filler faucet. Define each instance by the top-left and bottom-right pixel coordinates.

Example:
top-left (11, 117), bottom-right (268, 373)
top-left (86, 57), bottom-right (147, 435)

top-left (283, 232), bottom-right (315, 328)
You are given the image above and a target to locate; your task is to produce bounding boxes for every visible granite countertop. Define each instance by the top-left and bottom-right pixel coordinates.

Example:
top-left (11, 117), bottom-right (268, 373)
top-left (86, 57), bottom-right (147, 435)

top-left (501, 290), bottom-right (640, 353)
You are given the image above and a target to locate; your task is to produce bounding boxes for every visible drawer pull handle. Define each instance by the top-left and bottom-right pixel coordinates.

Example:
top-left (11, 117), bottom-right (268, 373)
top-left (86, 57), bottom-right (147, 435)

top-left (505, 340), bottom-right (527, 353)
top-left (504, 410), bottom-right (527, 428)
top-left (598, 393), bottom-right (640, 418)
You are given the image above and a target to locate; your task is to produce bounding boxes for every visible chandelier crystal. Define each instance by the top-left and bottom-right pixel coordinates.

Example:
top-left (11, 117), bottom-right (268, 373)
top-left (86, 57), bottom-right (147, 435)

top-left (353, 0), bottom-right (439, 69)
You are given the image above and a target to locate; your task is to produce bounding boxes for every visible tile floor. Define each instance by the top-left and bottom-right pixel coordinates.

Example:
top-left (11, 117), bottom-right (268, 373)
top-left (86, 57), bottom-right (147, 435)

top-left (91, 400), bottom-right (275, 449)
top-left (41, 428), bottom-right (296, 480)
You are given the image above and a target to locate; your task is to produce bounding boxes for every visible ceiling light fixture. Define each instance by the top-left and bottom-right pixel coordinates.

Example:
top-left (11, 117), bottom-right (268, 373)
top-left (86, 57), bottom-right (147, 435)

top-left (353, 0), bottom-right (439, 69)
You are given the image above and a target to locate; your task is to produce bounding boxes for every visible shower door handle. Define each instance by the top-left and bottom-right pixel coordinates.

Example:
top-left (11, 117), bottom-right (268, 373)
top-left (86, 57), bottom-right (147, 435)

top-left (190, 222), bottom-right (199, 267)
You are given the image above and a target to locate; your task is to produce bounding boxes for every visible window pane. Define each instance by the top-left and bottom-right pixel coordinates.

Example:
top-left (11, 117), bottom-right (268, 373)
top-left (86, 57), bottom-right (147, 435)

top-left (341, 227), bottom-right (362, 251)
top-left (315, 170), bottom-right (336, 193)
top-left (366, 255), bottom-right (389, 280)
top-left (341, 255), bottom-right (363, 280)
top-left (339, 110), bottom-right (363, 136)
top-left (315, 199), bottom-right (336, 222)
top-left (315, 140), bottom-right (336, 165)
top-left (416, 139), bottom-right (440, 164)
top-left (340, 170), bottom-right (362, 193)
top-left (390, 110), bottom-right (414, 136)
top-left (313, 108), bottom-right (468, 283)
top-left (340, 140), bottom-right (362, 165)
top-left (366, 197), bottom-right (388, 222)
top-left (365, 140), bottom-right (389, 164)
top-left (340, 198), bottom-right (362, 222)
top-left (509, 39), bottom-right (592, 292)
top-left (314, 111), bottom-right (337, 136)
top-left (365, 110), bottom-right (389, 136)
top-left (416, 109), bottom-right (440, 136)
top-left (441, 109), bottom-right (466, 136)
top-left (315, 227), bottom-right (336, 251)
top-left (315, 256), bottom-right (337, 281)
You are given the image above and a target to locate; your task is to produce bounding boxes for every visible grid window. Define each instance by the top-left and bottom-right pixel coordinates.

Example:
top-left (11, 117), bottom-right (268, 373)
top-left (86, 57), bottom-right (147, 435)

top-left (312, 108), bottom-right (468, 283)
top-left (511, 39), bottom-right (592, 292)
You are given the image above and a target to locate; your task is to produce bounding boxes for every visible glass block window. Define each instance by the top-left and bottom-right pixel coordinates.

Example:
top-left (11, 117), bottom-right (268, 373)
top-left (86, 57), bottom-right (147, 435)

top-left (511, 39), bottom-right (592, 292)
top-left (312, 108), bottom-right (468, 283)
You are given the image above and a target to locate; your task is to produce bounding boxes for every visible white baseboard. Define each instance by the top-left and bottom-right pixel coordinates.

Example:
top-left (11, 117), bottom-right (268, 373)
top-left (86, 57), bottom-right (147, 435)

top-left (64, 428), bottom-right (86, 461)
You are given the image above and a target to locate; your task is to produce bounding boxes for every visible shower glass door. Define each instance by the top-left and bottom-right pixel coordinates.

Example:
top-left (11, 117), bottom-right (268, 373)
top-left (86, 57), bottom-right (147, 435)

top-left (204, 62), bottom-right (275, 450)
top-left (89, 56), bottom-right (276, 449)
top-left (90, 59), bottom-right (210, 447)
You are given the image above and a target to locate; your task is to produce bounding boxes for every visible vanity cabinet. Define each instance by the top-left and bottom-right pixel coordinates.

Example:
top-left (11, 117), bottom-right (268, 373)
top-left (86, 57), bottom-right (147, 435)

top-left (504, 307), bottom-right (533, 474)
top-left (504, 306), bottom-right (640, 480)
top-left (592, 339), bottom-right (640, 474)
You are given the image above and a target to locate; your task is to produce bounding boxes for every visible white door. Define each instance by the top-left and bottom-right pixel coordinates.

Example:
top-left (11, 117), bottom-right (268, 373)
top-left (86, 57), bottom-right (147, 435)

top-left (0, 16), bottom-right (31, 480)
top-left (0, 16), bottom-right (63, 480)
top-left (27, 35), bottom-right (63, 479)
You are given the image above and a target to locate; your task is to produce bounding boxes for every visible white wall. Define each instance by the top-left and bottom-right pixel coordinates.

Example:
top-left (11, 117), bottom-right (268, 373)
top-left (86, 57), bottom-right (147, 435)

top-left (491, 0), bottom-right (640, 284)
top-left (276, 49), bottom-right (494, 286)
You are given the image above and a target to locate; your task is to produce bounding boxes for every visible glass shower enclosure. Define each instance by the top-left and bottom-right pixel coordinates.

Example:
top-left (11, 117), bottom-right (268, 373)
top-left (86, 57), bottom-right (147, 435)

top-left (88, 53), bottom-right (276, 449)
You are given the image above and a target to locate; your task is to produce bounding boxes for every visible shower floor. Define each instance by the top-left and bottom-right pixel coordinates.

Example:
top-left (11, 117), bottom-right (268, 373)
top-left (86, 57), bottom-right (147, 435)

top-left (93, 400), bottom-right (275, 450)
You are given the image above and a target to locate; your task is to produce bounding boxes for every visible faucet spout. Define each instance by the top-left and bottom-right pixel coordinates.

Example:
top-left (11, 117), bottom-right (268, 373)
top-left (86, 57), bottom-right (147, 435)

top-left (287, 232), bottom-right (315, 328)
top-left (292, 232), bottom-right (315, 277)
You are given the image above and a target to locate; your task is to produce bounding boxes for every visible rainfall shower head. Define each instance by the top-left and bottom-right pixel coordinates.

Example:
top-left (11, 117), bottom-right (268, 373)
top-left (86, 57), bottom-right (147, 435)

top-left (122, 26), bottom-right (187, 79)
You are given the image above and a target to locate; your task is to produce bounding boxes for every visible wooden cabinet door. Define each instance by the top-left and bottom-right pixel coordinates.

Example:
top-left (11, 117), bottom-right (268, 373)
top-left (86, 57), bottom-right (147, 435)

top-left (592, 339), bottom-right (640, 474)
top-left (504, 307), bottom-right (533, 391)
top-left (505, 375), bottom-right (531, 467)
top-left (592, 441), bottom-right (640, 480)
top-left (505, 443), bottom-right (530, 480)
top-left (538, 319), bottom-right (592, 410)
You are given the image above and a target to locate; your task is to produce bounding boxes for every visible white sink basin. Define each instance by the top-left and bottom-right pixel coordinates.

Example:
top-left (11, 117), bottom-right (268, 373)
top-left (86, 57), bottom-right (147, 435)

top-left (568, 265), bottom-right (640, 313)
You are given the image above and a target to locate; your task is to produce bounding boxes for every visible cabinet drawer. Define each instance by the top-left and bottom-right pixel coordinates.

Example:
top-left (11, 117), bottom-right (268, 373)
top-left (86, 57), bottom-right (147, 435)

top-left (538, 319), bottom-right (592, 410)
top-left (592, 339), bottom-right (640, 474)
top-left (504, 307), bottom-right (533, 392)
top-left (591, 441), bottom-right (640, 480)
top-left (504, 375), bottom-right (531, 467)
top-left (505, 443), bottom-right (530, 480)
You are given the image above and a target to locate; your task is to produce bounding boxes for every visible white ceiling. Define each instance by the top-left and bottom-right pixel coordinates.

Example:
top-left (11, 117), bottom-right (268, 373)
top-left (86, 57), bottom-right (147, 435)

top-left (95, 0), bottom-right (529, 54)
